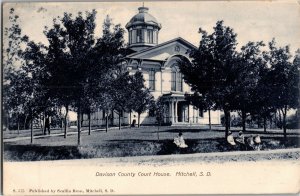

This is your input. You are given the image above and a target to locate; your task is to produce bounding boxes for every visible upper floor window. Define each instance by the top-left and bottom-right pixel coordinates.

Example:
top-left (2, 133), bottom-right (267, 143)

top-left (149, 70), bottom-right (155, 90)
top-left (171, 67), bottom-right (183, 92)
top-left (136, 29), bottom-right (144, 43)
top-left (131, 30), bottom-right (136, 44)
top-left (176, 72), bottom-right (183, 92)
top-left (147, 30), bottom-right (153, 44)
top-left (129, 31), bottom-right (132, 44)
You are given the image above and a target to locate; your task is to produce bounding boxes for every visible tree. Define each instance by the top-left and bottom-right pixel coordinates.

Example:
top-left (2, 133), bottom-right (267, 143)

top-left (234, 41), bottom-right (266, 132)
top-left (91, 15), bottom-right (126, 132)
top-left (23, 40), bottom-right (51, 143)
top-left (150, 96), bottom-right (165, 140)
top-left (3, 8), bottom-right (29, 131)
top-left (42, 11), bottom-right (125, 144)
top-left (42, 10), bottom-right (98, 144)
top-left (111, 71), bottom-right (132, 130)
top-left (179, 21), bottom-right (239, 138)
top-left (185, 92), bottom-right (214, 130)
top-left (131, 72), bottom-right (154, 127)
top-left (266, 40), bottom-right (299, 139)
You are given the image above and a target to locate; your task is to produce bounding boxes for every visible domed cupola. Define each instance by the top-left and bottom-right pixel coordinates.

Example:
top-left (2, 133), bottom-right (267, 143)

top-left (126, 7), bottom-right (161, 51)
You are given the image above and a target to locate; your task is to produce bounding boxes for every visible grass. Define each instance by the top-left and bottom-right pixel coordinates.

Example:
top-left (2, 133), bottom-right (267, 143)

top-left (4, 126), bottom-right (300, 161)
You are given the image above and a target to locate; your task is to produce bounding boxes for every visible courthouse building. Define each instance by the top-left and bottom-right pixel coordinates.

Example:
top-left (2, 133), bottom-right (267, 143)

top-left (83, 6), bottom-right (221, 126)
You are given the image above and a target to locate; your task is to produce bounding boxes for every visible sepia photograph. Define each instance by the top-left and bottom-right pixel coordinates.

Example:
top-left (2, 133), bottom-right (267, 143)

top-left (2, 0), bottom-right (300, 195)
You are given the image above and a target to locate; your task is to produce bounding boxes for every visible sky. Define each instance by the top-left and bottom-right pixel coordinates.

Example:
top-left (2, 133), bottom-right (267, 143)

top-left (3, 1), bottom-right (300, 120)
top-left (3, 0), bottom-right (300, 54)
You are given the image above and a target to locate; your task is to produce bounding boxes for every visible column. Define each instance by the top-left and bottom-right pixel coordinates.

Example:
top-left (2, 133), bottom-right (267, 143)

top-left (170, 100), bottom-right (174, 124)
top-left (188, 105), bottom-right (192, 123)
top-left (169, 101), bottom-right (172, 123)
top-left (174, 101), bottom-right (178, 123)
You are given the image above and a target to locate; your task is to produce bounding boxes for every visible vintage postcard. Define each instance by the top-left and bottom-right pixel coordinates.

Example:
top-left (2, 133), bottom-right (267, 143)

top-left (2, 0), bottom-right (300, 195)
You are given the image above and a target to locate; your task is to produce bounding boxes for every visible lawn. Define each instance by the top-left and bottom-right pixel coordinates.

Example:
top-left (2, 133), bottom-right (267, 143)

top-left (3, 125), bottom-right (300, 161)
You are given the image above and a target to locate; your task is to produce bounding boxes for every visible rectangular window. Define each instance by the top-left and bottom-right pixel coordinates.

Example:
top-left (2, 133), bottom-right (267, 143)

top-left (171, 72), bottom-right (176, 91)
top-left (132, 30), bottom-right (136, 44)
top-left (136, 29), bottom-right (144, 43)
top-left (129, 31), bottom-right (132, 44)
top-left (147, 30), bottom-right (153, 43)
top-left (149, 70), bottom-right (155, 90)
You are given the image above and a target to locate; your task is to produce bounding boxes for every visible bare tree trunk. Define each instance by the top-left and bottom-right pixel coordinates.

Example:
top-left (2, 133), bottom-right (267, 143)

top-left (77, 105), bottom-right (81, 146)
top-left (81, 112), bottom-right (84, 127)
top-left (61, 119), bottom-right (64, 132)
top-left (64, 105), bottom-right (69, 138)
top-left (224, 109), bottom-right (230, 138)
top-left (208, 108), bottom-right (211, 131)
top-left (278, 110), bottom-right (282, 129)
top-left (39, 114), bottom-right (43, 134)
top-left (242, 110), bottom-right (246, 132)
top-left (138, 113), bottom-right (140, 128)
top-left (6, 114), bottom-right (9, 131)
top-left (105, 112), bottom-right (108, 133)
top-left (43, 110), bottom-right (46, 135)
top-left (118, 110), bottom-right (121, 130)
top-left (88, 112), bottom-right (91, 135)
top-left (263, 116), bottom-right (267, 132)
top-left (17, 115), bottom-right (20, 134)
top-left (269, 115), bottom-right (273, 129)
top-left (23, 115), bottom-right (28, 130)
top-left (274, 112), bottom-right (277, 128)
top-left (129, 112), bottom-right (132, 129)
top-left (157, 121), bottom-right (160, 141)
top-left (30, 117), bottom-right (33, 144)
top-left (282, 107), bottom-right (287, 140)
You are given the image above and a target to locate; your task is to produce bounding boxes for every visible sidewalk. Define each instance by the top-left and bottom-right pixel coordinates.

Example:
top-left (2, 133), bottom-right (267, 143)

top-left (3, 127), bottom-right (120, 142)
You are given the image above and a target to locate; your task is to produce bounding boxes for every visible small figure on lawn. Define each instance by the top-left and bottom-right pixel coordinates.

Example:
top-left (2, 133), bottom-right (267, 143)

top-left (174, 132), bottom-right (188, 148)
top-left (254, 134), bottom-right (262, 151)
top-left (227, 131), bottom-right (236, 146)
top-left (246, 135), bottom-right (255, 150)
top-left (235, 131), bottom-right (246, 150)
top-left (131, 115), bottom-right (136, 127)
top-left (236, 131), bottom-right (245, 144)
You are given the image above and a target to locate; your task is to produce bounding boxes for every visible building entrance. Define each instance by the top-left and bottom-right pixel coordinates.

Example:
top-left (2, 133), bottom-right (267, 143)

top-left (177, 102), bottom-right (189, 122)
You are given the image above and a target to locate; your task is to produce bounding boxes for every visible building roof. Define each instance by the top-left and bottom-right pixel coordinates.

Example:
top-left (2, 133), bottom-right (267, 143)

top-left (125, 7), bottom-right (161, 30)
top-left (126, 37), bottom-right (197, 59)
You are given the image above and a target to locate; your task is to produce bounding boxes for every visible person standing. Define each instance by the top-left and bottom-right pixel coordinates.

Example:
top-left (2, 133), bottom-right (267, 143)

top-left (45, 115), bottom-right (50, 135)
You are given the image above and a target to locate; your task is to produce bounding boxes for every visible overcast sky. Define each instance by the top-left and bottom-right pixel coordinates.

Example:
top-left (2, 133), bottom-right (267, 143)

top-left (3, 1), bottom-right (300, 54)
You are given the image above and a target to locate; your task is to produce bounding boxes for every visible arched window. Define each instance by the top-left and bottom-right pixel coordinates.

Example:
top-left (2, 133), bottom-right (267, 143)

top-left (171, 65), bottom-right (183, 92)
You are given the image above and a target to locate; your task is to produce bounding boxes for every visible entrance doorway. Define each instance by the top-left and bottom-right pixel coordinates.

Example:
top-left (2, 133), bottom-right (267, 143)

top-left (177, 102), bottom-right (189, 122)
